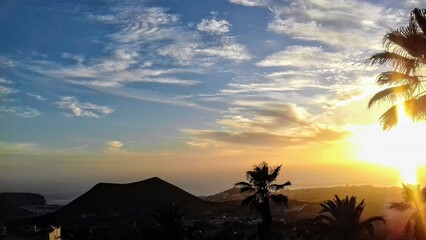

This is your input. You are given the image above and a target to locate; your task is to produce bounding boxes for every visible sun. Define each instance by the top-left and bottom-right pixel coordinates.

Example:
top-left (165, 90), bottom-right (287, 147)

top-left (355, 104), bottom-right (426, 184)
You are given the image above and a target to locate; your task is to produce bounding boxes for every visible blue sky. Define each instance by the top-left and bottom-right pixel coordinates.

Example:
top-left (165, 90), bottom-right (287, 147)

top-left (0, 0), bottom-right (421, 195)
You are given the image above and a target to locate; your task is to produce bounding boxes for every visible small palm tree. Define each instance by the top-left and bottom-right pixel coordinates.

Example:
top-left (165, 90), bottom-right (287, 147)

top-left (390, 184), bottom-right (426, 240)
top-left (152, 203), bottom-right (185, 240)
top-left (235, 162), bottom-right (291, 240)
top-left (368, 8), bottom-right (426, 130)
top-left (314, 195), bottom-right (385, 240)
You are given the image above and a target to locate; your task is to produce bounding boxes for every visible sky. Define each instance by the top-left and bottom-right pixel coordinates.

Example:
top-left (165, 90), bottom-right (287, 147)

top-left (1, 0), bottom-right (425, 196)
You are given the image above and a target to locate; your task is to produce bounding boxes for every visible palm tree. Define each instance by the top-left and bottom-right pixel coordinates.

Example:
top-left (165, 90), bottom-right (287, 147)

top-left (390, 184), bottom-right (426, 240)
top-left (313, 195), bottom-right (385, 240)
top-left (235, 162), bottom-right (291, 240)
top-left (152, 203), bottom-right (185, 240)
top-left (368, 8), bottom-right (426, 130)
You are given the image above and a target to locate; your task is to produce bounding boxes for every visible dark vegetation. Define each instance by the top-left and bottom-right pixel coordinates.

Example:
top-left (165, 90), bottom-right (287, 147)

top-left (368, 8), bottom-right (426, 129)
top-left (0, 172), bottom-right (403, 240)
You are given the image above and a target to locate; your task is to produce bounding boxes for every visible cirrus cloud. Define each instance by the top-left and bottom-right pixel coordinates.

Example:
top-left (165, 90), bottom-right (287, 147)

top-left (54, 96), bottom-right (113, 118)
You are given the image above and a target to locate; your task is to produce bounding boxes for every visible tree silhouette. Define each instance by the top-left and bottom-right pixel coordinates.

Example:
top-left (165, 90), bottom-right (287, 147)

top-left (235, 162), bottom-right (291, 240)
top-left (368, 8), bottom-right (426, 130)
top-left (389, 184), bottom-right (426, 240)
top-left (313, 195), bottom-right (385, 240)
top-left (152, 203), bottom-right (185, 240)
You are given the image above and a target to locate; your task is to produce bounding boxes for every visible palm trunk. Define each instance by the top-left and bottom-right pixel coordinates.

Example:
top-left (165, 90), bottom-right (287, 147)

top-left (415, 222), bottom-right (426, 240)
top-left (259, 198), bottom-right (272, 240)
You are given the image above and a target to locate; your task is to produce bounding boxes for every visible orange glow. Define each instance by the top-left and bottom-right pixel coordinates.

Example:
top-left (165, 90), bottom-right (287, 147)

top-left (355, 105), bottom-right (426, 184)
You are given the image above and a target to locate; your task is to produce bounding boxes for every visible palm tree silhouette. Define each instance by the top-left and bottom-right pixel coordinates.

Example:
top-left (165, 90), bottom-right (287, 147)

top-left (368, 8), bottom-right (426, 130)
top-left (313, 195), bottom-right (385, 240)
top-left (152, 203), bottom-right (185, 240)
top-left (235, 162), bottom-right (291, 240)
top-left (390, 184), bottom-right (426, 240)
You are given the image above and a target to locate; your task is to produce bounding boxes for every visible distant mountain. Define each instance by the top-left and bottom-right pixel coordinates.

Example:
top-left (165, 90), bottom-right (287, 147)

top-left (0, 193), bottom-right (44, 219)
top-left (0, 193), bottom-right (45, 207)
top-left (0, 197), bottom-right (31, 219)
top-left (41, 177), bottom-right (210, 224)
top-left (202, 185), bottom-right (403, 204)
top-left (200, 187), bottom-right (248, 202)
top-left (201, 185), bottom-right (404, 220)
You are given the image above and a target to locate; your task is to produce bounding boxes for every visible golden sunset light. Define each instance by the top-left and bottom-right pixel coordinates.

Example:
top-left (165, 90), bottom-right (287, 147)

top-left (356, 104), bottom-right (426, 184)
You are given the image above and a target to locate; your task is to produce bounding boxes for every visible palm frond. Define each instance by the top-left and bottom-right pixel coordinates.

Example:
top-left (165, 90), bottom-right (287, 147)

top-left (383, 26), bottom-right (426, 59)
top-left (368, 84), bottom-right (414, 108)
top-left (241, 194), bottom-right (257, 208)
top-left (235, 181), bottom-right (252, 188)
top-left (376, 71), bottom-right (420, 86)
top-left (268, 165), bottom-right (281, 182)
top-left (413, 8), bottom-right (426, 34)
top-left (270, 181), bottom-right (291, 191)
top-left (359, 216), bottom-right (385, 236)
top-left (315, 214), bottom-right (338, 225)
top-left (379, 96), bottom-right (426, 130)
top-left (389, 202), bottom-right (411, 211)
top-left (270, 194), bottom-right (289, 206)
top-left (367, 51), bottom-right (417, 74)
top-left (379, 104), bottom-right (399, 130)
top-left (404, 95), bottom-right (426, 120)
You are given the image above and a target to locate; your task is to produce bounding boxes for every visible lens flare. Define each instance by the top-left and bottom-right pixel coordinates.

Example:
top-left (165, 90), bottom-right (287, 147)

top-left (355, 104), bottom-right (426, 184)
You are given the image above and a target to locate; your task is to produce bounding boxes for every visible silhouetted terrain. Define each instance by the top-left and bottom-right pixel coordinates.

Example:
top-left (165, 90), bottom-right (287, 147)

top-left (0, 178), bottom-right (409, 239)
top-left (0, 193), bottom-right (45, 219)
top-left (37, 177), bottom-right (212, 225)
top-left (202, 185), bottom-right (402, 203)
top-left (201, 185), bottom-right (403, 220)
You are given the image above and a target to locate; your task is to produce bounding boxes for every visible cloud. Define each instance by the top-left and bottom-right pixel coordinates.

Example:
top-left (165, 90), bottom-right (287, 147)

top-left (218, 102), bottom-right (310, 132)
top-left (54, 96), bottom-right (113, 118)
top-left (257, 45), bottom-right (367, 72)
top-left (0, 106), bottom-right (42, 118)
top-left (109, 7), bottom-right (180, 44)
top-left (0, 77), bottom-right (11, 84)
top-left (106, 140), bottom-right (124, 152)
top-left (257, 46), bottom-right (335, 68)
top-left (27, 93), bottom-right (47, 101)
top-left (228, 0), bottom-right (267, 7)
top-left (0, 141), bottom-right (40, 154)
top-left (259, 0), bottom-right (407, 50)
top-left (183, 101), bottom-right (351, 148)
top-left (0, 86), bottom-right (16, 95)
top-left (197, 18), bottom-right (231, 34)
top-left (183, 126), bottom-right (350, 148)
top-left (158, 37), bottom-right (251, 64)
top-left (195, 38), bottom-right (251, 61)
top-left (33, 53), bottom-right (199, 87)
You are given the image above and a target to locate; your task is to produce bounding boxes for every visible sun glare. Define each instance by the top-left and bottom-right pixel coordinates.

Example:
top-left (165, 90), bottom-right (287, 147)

top-left (355, 105), bottom-right (426, 184)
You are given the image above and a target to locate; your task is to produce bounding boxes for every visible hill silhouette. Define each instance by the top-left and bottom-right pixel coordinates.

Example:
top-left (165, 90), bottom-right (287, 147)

top-left (0, 197), bottom-right (30, 219)
top-left (39, 177), bottom-right (210, 224)
top-left (0, 193), bottom-right (45, 219)
top-left (202, 185), bottom-right (402, 204)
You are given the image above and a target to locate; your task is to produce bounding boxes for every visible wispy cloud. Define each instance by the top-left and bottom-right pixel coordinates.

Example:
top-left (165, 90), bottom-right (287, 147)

top-left (54, 96), bottom-right (113, 118)
top-left (0, 86), bottom-right (16, 95)
top-left (27, 93), bottom-right (47, 101)
top-left (183, 100), bottom-right (351, 149)
top-left (0, 106), bottom-right (42, 118)
top-left (197, 18), bottom-right (231, 34)
top-left (229, 0), bottom-right (406, 50)
top-left (0, 77), bottom-right (11, 84)
top-left (228, 0), bottom-right (266, 7)
top-left (0, 141), bottom-right (40, 154)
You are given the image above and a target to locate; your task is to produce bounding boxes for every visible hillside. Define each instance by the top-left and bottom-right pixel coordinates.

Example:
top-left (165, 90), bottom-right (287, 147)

top-left (0, 193), bottom-right (45, 219)
top-left (41, 177), bottom-right (211, 224)
top-left (201, 185), bottom-right (404, 220)
top-left (202, 185), bottom-right (403, 204)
